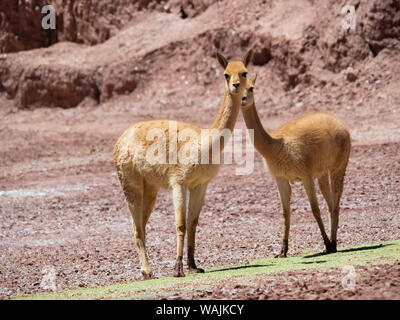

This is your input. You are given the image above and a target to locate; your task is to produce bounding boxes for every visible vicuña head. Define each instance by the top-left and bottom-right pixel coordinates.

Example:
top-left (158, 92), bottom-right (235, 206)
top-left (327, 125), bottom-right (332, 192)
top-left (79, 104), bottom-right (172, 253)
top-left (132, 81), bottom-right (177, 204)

top-left (241, 74), bottom-right (257, 107)
top-left (216, 50), bottom-right (252, 94)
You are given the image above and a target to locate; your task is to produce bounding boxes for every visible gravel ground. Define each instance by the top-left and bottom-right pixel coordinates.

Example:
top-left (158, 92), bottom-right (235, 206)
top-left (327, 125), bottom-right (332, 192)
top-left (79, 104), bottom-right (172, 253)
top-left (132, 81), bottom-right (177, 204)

top-left (0, 101), bottom-right (399, 298)
top-left (158, 263), bottom-right (400, 300)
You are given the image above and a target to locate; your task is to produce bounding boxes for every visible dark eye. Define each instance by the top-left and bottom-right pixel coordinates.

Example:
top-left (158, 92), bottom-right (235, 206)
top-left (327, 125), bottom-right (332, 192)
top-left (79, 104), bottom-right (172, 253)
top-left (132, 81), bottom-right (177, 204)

top-left (249, 87), bottom-right (254, 92)
top-left (224, 74), bottom-right (230, 79)
top-left (242, 72), bottom-right (248, 78)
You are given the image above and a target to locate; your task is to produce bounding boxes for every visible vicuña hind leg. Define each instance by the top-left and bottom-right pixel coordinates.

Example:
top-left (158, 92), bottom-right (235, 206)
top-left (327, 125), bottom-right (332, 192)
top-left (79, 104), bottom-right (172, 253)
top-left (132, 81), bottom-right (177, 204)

top-left (187, 183), bottom-right (207, 273)
top-left (330, 168), bottom-right (346, 252)
top-left (142, 180), bottom-right (159, 233)
top-left (303, 177), bottom-right (332, 254)
top-left (123, 173), bottom-right (153, 279)
top-left (172, 184), bottom-right (187, 277)
top-left (318, 174), bottom-right (333, 214)
top-left (275, 178), bottom-right (291, 258)
top-left (318, 174), bottom-right (336, 253)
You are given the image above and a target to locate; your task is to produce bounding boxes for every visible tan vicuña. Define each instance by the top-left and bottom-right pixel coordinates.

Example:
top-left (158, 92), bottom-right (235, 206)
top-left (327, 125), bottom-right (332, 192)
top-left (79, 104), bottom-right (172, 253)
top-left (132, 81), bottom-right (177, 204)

top-left (241, 74), bottom-right (351, 257)
top-left (113, 50), bottom-right (253, 278)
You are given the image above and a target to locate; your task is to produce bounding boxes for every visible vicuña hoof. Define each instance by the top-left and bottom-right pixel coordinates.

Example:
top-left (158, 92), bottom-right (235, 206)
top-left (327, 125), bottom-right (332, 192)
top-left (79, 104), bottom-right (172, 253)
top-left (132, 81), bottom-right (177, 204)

top-left (189, 267), bottom-right (205, 274)
top-left (323, 239), bottom-right (334, 254)
top-left (330, 240), bottom-right (337, 253)
top-left (323, 246), bottom-right (335, 254)
top-left (274, 252), bottom-right (287, 258)
top-left (142, 271), bottom-right (153, 280)
top-left (174, 270), bottom-right (185, 277)
top-left (174, 260), bottom-right (185, 277)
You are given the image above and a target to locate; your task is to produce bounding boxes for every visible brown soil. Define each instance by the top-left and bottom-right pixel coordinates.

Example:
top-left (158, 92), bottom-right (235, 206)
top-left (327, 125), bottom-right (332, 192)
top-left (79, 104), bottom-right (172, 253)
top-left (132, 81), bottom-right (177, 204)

top-left (157, 263), bottom-right (400, 300)
top-left (0, 0), bottom-right (400, 299)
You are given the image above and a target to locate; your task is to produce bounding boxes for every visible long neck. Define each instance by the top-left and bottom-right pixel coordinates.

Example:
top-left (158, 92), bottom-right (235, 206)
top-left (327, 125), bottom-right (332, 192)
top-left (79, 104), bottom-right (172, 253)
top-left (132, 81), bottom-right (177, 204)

top-left (241, 102), bottom-right (279, 157)
top-left (208, 89), bottom-right (241, 153)
top-left (210, 90), bottom-right (240, 132)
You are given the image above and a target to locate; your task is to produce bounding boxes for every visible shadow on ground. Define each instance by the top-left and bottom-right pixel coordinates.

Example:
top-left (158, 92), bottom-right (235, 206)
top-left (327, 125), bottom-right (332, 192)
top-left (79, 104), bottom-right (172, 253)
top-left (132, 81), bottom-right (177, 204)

top-left (208, 264), bottom-right (272, 273)
top-left (303, 243), bottom-right (390, 259)
top-left (301, 260), bottom-right (327, 265)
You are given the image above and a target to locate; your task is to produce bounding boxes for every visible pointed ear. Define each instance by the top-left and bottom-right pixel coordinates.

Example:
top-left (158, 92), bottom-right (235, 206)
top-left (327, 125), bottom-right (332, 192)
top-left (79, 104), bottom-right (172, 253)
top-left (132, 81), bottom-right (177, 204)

top-left (242, 49), bottom-right (253, 67)
top-left (250, 73), bottom-right (257, 85)
top-left (216, 52), bottom-right (228, 69)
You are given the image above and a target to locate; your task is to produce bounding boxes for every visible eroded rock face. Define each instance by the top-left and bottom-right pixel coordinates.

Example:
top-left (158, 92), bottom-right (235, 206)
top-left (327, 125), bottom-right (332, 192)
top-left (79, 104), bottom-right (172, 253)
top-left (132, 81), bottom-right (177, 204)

top-left (0, 57), bottom-right (99, 109)
top-left (0, 0), bottom-right (399, 109)
top-left (0, 0), bottom-right (153, 53)
top-left (360, 0), bottom-right (400, 55)
top-left (0, 0), bottom-right (216, 54)
top-left (16, 65), bottom-right (100, 109)
top-left (0, 0), bottom-right (58, 53)
top-left (168, 0), bottom-right (215, 19)
top-left (100, 61), bottom-right (148, 102)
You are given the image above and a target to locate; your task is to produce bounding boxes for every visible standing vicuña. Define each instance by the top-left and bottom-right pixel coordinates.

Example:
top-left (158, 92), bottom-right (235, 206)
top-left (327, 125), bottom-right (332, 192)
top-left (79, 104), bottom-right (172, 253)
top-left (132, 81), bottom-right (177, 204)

top-left (240, 74), bottom-right (351, 256)
top-left (113, 50), bottom-right (252, 278)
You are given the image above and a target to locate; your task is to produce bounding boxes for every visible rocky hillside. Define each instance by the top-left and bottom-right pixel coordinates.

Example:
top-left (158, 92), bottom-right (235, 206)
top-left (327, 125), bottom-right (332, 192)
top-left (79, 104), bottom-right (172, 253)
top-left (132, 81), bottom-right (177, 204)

top-left (0, 0), bottom-right (399, 110)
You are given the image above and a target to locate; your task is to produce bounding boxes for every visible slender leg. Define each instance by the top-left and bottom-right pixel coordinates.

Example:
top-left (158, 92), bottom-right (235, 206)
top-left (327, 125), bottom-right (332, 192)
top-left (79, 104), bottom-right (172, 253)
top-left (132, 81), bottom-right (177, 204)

top-left (275, 178), bottom-right (291, 258)
top-left (120, 171), bottom-right (153, 279)
top-left (303, 177), bottom-right (332, 253)
top-left (142, 180), bottom-right (159, 234)
top-left (172, 184), bottom-right (187, 277)
top-left (187, 183), bottom-right (207, 273)
top-left (318, 174), bottom-right (333, 214)
top-left (330, 168), bottom-right (346, 252)
top-left (318, 174), bottom-right (336, 252)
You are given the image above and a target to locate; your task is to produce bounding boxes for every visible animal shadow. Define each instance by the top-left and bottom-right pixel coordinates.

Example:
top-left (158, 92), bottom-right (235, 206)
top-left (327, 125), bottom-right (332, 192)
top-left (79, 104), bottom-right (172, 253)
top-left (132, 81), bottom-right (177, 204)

top-left (207, 264), bottom-right (272, 273)
top-left (301, 260), bottom-right (327, 265)
top-left (303, 243), bottom-right (391, 259)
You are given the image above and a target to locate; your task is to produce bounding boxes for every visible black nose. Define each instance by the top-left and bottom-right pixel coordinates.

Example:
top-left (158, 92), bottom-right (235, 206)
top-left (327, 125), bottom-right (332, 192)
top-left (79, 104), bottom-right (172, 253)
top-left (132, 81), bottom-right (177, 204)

top-left (233, 83), bottom-right (240, 88)
top-left (242, 97), bottom-right (247, 101)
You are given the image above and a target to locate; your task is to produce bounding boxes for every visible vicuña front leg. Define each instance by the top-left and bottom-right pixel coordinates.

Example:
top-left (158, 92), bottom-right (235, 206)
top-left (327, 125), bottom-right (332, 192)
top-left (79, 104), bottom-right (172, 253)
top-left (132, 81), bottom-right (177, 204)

top-left (172, 184), bottom-right (187, 277)
top-left (275, 178), bottom-right (291, 258)
top-left (187, 184), bottom-right (207, 273)
top-left (303, 177), bottom-right (332, 254)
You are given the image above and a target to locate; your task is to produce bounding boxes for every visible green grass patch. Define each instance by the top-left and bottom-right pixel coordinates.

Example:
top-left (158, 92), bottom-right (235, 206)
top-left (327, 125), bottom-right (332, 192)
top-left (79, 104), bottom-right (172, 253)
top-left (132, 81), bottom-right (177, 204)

top-left (14, 240), bottom-right (400, 300)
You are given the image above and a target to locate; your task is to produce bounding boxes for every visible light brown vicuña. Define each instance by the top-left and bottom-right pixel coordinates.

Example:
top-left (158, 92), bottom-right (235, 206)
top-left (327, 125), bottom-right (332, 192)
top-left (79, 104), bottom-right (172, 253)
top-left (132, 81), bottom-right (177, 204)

top-left (113, 50), bottom-right (253, 278)
top-left (240, 74), bottom-right (351, 257)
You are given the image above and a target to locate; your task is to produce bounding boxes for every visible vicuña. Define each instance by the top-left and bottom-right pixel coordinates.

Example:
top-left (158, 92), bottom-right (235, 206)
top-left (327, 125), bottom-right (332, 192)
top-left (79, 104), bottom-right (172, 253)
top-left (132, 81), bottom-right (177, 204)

top-left (113, 50), bottom-right (253, 278)
top-left (240, 74), bottom-right (351, 257)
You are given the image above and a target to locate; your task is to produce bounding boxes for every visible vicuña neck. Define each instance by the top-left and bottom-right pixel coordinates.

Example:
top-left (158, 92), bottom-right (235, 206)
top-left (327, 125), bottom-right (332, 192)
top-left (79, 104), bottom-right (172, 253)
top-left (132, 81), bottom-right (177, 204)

top-left (208, 90), bottom-right (241, 152)
top-left (241, 102), bottom-right (280, 157)
top-left (210, 90), bottom-right (240, 131)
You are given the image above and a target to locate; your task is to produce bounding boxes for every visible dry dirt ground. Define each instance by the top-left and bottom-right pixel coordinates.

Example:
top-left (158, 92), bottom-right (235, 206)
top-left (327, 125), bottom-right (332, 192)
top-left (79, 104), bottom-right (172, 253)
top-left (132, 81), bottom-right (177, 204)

top-left (0, 0), bottom-right (399, 299)
top-left (156, 263), bottom-right (400, 300)
top-left (1, 82), bottom-right (399, 299)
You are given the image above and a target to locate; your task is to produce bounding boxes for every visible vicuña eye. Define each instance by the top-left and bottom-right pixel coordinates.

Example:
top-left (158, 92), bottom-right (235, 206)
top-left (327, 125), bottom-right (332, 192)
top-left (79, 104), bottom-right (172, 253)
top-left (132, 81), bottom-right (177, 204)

top-left (249, 87), bottom-right (254, 92)
top-left (224, 74), bottom-right (230, 79)
top-left (242, 72), bottom-right (248, 78)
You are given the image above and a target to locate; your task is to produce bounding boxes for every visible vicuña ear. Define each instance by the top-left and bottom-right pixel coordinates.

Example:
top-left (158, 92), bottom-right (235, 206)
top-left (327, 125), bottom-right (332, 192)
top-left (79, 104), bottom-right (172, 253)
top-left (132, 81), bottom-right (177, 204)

top-left (216, 52), bottom-right (228, 69)
top-left (251, 73), bottom-right (257, 85)
top-left (242, 49), bottom-right (253, 67)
